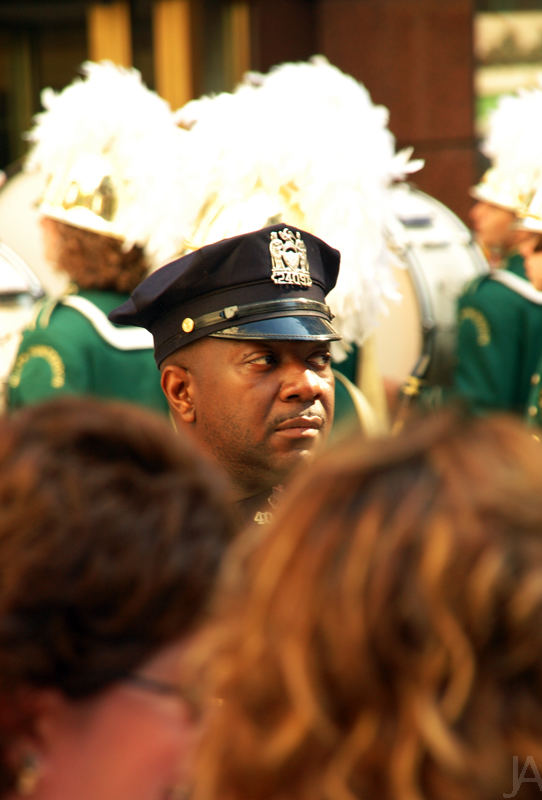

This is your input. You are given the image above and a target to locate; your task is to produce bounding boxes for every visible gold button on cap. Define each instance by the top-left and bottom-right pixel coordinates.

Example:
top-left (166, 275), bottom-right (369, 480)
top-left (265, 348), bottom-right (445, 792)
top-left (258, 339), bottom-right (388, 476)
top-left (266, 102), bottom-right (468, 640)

top-left (182, 317), bottom-right (194, 333)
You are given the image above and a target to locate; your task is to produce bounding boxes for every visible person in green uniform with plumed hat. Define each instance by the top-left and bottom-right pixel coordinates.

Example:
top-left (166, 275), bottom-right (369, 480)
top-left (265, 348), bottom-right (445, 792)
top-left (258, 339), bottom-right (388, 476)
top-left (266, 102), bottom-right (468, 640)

top-left (7, 61), bottom-right (188, 415)
top-left (450, 89), bottom-right (542, 416)
top-left (512, 187), bottom-right (542, 428)
top-left (398, 85), bottom-right (542, 420)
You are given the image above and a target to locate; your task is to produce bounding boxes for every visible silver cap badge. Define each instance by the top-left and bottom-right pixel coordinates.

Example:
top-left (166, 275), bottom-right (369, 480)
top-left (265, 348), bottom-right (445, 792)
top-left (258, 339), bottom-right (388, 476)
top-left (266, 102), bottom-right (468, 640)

top-left (269, 228), bottom-right (312, 286)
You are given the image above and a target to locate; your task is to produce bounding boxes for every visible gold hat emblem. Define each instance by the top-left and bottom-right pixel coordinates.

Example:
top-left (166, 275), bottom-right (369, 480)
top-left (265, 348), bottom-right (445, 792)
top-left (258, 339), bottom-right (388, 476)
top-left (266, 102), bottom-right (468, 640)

top-left (61, 154), bottom-right (117, 221)
top-left (269, 228), bottom-right (312, 287)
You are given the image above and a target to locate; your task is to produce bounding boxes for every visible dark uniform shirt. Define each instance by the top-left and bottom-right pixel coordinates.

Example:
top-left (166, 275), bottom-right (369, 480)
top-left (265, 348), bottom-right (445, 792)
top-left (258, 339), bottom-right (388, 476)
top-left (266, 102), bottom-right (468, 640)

top-left (235, 485), bottom-right (286, 528)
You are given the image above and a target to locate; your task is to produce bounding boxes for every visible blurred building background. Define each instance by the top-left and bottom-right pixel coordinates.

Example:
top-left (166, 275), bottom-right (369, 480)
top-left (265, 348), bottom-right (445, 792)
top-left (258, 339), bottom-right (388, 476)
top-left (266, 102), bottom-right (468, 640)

top-left (1, 0), bottom-right (542, 225)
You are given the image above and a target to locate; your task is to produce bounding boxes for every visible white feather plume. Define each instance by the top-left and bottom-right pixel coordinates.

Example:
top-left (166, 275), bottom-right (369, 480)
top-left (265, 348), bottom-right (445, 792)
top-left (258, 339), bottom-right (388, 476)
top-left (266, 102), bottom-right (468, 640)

top-left (174, 56), bottom-right (423, 357)
top-left (475, 83), bottom-right (542, 211)
top-left (24, 60), bottom-right (189, 268)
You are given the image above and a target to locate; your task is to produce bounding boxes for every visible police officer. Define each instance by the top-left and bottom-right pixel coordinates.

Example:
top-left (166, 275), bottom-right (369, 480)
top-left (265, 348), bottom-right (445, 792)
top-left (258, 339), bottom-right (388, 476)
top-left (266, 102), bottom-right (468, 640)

top-left (110, 223), bottom-right (340, 525)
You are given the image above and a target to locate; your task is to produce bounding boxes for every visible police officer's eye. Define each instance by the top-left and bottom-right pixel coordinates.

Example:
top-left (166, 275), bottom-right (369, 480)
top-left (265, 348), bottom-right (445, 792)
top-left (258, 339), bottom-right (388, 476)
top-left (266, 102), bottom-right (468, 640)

top-left (310, 352), bottom-right (332, 367)
top-left (248, 353), bottom-right (276, 365)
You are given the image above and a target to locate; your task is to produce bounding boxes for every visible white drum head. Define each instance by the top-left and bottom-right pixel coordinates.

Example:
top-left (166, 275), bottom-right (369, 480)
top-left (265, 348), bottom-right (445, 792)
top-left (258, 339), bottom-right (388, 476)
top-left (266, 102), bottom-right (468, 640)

top-left (0, 167), bottom-right (67, 296)
top-left (374, 185), bottom-right (489, 386)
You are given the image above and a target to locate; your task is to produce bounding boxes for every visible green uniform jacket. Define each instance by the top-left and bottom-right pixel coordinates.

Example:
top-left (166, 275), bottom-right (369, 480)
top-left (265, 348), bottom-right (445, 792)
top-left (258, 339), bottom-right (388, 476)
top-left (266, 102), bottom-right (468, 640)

top-left (453, 254), bottom-right (542, 415)
top-left (417, 254), bottom-right (542, 416)
top-left (7, 288), bottom-right (168, 415)
top-left (524, 352), bottom-right (542, 427)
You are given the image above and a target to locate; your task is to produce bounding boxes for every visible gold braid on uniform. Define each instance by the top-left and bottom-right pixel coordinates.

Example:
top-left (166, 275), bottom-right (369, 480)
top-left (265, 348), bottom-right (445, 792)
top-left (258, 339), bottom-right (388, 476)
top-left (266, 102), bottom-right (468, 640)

top-left (8, 346), bottom-right (66, 389)
top-left (458, 307), bottom-right (491, 346)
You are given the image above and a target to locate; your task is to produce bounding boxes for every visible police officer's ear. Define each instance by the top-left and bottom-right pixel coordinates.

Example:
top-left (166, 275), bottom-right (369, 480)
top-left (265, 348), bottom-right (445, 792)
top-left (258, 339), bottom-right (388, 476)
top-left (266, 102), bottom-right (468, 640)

top-left (161, 364), bottom-right (196, 423)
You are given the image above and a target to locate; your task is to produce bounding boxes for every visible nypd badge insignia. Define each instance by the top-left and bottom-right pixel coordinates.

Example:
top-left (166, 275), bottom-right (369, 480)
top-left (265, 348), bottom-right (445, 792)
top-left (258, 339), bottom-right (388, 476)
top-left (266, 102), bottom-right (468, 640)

top-left (269, 228), bottom-right (312, 287)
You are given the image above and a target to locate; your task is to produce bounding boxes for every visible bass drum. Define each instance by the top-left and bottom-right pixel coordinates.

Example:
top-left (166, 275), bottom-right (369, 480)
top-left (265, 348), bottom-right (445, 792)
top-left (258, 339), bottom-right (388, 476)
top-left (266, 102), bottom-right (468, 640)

top-left (0, 242), bottom-right (45, 411)
top-left (0, 166), bottom-right (65, 411)
top-left (374, 184), bottom-right (489, 387)
top-left (0, 165), bottom-right (67, 296)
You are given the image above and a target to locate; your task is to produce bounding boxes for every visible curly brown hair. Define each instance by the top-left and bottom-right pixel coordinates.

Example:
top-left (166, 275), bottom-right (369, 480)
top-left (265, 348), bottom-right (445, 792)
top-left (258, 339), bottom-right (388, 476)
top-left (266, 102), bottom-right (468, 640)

top-left (0, 395), bottom-right (235, 795)
top-left (190, 409), bottom-right (542, 800)
top-left (41, 216), bottom-right (149, 292)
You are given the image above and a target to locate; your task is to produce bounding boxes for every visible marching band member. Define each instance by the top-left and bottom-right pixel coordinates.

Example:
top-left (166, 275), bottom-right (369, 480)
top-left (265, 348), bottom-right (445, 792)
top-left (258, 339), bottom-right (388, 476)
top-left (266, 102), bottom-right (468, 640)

top-left (400, 85), bottom-right (542, 418)
top-left (514, 187), bottom-right (542, 427)
top-left (6, 61), bottom-right (187, 414)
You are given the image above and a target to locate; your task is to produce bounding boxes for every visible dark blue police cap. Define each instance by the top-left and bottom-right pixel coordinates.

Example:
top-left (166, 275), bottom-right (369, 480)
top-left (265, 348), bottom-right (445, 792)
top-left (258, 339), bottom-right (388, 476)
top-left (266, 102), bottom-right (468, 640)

top-left (109, 223), bottom-right (341, 366)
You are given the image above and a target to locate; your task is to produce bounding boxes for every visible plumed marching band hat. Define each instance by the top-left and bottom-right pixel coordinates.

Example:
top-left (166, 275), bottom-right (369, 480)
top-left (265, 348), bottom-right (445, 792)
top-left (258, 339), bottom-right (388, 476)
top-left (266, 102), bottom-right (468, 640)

top-left (109, 223), bottom-right (341, 366)
top-left (515, 186), bottom-right (542, 234)
top-left (470, 85), bottom-right (542, 215)
top-left (23, 60), bottom-right (188, 268)
top-left (469, 166), bottom-right (533, 212)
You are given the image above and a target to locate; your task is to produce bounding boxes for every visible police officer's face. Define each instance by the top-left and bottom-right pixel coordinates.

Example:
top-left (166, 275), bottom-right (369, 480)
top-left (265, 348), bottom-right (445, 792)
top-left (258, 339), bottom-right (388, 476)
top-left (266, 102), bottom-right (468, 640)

top-left (162, 337), bottom-right (335, 498)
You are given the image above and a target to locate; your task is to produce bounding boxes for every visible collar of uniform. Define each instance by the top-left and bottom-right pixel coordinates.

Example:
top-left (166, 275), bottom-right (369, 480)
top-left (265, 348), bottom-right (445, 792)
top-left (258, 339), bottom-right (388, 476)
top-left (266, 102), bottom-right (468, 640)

top-left (236, 484), bottom-right (285, 527)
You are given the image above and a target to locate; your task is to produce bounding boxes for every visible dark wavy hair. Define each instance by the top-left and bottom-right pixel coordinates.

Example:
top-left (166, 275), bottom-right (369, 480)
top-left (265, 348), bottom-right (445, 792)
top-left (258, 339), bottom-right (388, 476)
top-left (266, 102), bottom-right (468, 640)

top-left (190, 409), bottom-right (542, 800)
top-left (0, 395), bottom-right (234, 795)
top-left (42, 216), bottom-right (149, 292)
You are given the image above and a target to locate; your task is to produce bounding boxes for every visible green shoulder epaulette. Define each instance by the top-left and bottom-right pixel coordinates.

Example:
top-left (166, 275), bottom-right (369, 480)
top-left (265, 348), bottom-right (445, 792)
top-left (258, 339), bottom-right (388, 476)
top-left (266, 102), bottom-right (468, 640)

top-left (26, 296), bottom-right (63, 331)
top-left (25, 294), bottom-right (153, 350)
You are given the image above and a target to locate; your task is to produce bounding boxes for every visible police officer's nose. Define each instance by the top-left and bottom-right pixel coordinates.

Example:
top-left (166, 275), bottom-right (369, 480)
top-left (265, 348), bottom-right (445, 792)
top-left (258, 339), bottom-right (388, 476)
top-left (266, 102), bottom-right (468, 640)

top-left (279, 365), bottom-right (325, 403)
